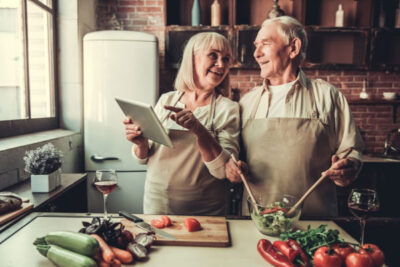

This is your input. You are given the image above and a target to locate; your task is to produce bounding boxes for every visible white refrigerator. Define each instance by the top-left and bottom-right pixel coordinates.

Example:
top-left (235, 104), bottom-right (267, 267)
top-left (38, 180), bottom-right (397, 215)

top-left (83, 31), bottom-right (159, 213)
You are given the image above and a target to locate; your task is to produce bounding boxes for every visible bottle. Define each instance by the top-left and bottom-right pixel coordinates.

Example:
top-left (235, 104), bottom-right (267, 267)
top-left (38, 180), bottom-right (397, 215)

top-left (378, 1), bottom-right (385, 27)
top-left (211, 0), bottom-right (221, 26)
top-left (360, 79), bottom-right (369, 99)
top-left (395, 0), bottom-right (400, 29)
top-left (335, 4), bottom-right (344, 27)
top-left (192, 0), bottom-right (200, 26)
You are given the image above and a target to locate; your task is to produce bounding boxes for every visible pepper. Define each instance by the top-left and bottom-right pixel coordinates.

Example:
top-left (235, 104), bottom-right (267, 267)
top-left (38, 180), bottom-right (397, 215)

top-left (260, 206), bottom-right (288, 215)
top-left (273, 240), bottom-right (299, 263)
top-left (257, 239), bottom-right (295, 267)
top-left (287, 239), bottom-right (311, 267)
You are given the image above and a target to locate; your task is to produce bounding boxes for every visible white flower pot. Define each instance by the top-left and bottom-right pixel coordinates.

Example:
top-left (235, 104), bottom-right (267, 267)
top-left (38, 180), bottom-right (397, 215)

top-left (31, 169), bottom-right (61, 193)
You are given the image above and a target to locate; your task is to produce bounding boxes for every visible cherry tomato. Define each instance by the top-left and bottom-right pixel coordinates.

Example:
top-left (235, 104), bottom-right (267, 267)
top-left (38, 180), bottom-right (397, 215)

top-left (331, 243), bottom-right (355, 260)
top-left (345, 252), bottom-right (374, 267)
top-left (359, 244), bottom-right (385, 267)
top-left (184, 218), bottom-right (201, 232)
top-left (161, 215), bottom-right (172, 227)
top-left (313, 246), bottom-right (343, 267)
top-left (150, 219), bottom-right (165, 229)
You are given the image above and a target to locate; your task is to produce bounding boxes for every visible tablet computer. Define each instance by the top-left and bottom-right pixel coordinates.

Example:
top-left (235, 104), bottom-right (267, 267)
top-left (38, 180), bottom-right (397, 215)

top-left (115, 97), bottom-right (173, 147)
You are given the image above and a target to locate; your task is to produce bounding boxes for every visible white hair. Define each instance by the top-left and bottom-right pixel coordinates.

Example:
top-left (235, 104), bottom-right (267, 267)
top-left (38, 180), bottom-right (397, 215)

top-left (174, 32), bottom-right (232, 92)
top-left (261, 16), bottom-right (308, 62)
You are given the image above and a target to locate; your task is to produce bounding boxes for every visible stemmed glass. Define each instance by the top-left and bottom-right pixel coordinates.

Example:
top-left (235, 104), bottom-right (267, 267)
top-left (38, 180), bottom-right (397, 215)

top-left (94, 169), bottom-right (118, 220)
top-left (347, 188), bottom-right (380, 245)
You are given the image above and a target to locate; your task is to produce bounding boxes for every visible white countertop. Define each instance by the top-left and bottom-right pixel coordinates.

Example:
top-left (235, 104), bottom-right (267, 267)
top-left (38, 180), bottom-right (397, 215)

top-left (0, 214), bottom-right (357, 267)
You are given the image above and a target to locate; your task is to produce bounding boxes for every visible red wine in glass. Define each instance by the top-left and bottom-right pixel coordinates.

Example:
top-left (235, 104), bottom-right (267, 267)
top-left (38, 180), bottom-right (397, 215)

top-left (347, 188), bottom-right (380, 245)
top-left (95, 169), bottom-right (118, 220)
top-left (95, 181), bottom-right (117, 195)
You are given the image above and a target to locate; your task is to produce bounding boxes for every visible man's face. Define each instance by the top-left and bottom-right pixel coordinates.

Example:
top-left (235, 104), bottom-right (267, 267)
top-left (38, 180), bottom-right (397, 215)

top-left (193, 47), bottom-right (230, 91)
top-left (253, 23), bottom-right (292, 80)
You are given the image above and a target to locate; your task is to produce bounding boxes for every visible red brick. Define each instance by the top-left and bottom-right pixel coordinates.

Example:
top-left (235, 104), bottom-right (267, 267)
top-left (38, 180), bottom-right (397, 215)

top-left (146, 1), bottom-right (158, 5)
top-left (137, 6), bottom-right (162, 12)
top-left (231, 76), bottom-right (250, 82)
top-left (119, 0), bottom-right (144, 6)
top-left (118, 7), bottom-right (136, 12)
top-left (238, 69), bottom-right (258, 76)
top-left (318, 70), bottom-right (341, 76)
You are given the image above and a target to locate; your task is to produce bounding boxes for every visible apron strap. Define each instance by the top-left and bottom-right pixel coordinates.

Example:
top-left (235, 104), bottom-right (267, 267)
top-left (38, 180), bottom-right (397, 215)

top-left (249, 88), bottom-right (266, 119)
top-left (160, 90), bottom-right (185, 123)
top-left (307, 83), bottom-right (319, 119)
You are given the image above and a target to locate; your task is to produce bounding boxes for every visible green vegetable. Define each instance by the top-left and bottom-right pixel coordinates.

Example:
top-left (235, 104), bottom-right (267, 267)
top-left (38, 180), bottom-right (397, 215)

top-left (251, 201), bottom-right (296, 236)
top-left (34, 231), bottom-right (99, 257)
top-left (280, 224), bottom-right (344, 259)
top-left (36, 244), bottom-right (97, 267)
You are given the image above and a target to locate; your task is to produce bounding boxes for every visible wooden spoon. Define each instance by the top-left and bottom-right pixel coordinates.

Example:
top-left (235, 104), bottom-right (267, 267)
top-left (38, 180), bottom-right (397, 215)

top-left (286, 149), bottom-right (353, 217)
top-left (230, 154), bottom-right (259, 213)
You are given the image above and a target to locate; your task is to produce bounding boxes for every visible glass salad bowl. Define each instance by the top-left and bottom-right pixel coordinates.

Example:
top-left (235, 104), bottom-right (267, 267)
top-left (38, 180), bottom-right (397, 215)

top-left (248, 193), bottom-right (301, 236)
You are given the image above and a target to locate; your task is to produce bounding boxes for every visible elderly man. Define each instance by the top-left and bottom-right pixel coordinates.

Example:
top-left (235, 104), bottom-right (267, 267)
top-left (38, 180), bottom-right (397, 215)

top-left (226, 16), bottom-right (364, 217)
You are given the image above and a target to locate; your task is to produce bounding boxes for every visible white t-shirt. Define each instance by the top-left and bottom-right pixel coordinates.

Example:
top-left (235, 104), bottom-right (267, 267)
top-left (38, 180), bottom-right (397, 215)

top-left (268, 80), bottom-right (297, 117)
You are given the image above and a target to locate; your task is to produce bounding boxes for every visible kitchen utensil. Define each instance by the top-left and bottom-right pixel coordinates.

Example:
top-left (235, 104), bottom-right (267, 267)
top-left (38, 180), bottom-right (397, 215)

top-left (119, 211), bottom-right (176, 240)
top-left (0, 202), bottom-right (34, 226)
top-left (120, 214), bottom-right (230, 247)
top-left (286, 149), bottom-right (353, 216)
top-left (230, 154), bottom-right (259, 213)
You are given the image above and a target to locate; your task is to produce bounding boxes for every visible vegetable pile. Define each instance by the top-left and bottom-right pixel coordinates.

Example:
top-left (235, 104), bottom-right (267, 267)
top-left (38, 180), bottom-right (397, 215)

top-left (251, 202), bottom-right (298, 236)
top-left (256, 224), bottom-right (386, 267)
top-left (35, 217), bottom-right (158, 267)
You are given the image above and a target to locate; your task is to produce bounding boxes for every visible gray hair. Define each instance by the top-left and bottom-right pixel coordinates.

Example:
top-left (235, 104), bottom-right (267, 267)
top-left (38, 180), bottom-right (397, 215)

top-left (261, 16), bottom-right (308, 62)
top-left (174, 32), bottom-right (232, 92)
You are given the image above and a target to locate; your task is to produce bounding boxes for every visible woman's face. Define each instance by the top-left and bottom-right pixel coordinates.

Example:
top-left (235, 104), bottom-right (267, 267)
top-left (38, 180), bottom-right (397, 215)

top-left (193, 47), bottom-right (230, 91)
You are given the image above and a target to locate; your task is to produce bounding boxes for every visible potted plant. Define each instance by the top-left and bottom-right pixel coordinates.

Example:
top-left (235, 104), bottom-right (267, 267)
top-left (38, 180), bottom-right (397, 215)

top-left (23, 143), bottom-right (63, 193)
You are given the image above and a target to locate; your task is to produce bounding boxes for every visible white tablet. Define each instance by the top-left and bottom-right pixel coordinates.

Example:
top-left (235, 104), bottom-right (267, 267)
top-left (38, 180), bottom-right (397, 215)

top-left (115, 97), bottom-right (173, 147)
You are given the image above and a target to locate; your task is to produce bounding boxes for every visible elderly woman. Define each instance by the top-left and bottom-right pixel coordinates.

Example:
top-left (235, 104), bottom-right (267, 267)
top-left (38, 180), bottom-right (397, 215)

top-left (123, 32), bottom-right (240, 215)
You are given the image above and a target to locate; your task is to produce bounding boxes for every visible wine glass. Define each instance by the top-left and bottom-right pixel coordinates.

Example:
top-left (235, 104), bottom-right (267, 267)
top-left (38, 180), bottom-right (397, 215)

top-left (347, 188), bottom-right (380, 245)
top-left (94, 169), bottom-right (118, 220)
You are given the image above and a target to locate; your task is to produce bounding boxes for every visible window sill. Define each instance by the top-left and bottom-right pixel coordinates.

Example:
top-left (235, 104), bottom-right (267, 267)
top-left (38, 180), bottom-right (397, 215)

top-left (0, 129), bottom-right (78, 152)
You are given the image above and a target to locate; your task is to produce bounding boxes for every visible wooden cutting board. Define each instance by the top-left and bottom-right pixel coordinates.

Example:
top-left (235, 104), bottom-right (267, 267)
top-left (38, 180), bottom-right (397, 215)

top-left (121, 214), bottom-right (230, 247)
top-left (0, 202), bottom-right (34, 226)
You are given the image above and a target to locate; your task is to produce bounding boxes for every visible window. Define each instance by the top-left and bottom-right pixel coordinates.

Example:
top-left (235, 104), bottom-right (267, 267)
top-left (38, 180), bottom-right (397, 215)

top-left (0, 0), bottom-right (57, 138)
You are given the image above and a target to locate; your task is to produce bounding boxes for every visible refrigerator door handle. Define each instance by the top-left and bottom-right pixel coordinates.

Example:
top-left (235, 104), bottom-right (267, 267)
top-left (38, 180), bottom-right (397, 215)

top-left (90, 154), bottom-right (119, 162)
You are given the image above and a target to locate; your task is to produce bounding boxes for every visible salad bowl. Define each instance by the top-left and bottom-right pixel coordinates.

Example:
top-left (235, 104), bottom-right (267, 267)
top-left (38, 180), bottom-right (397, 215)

top-left (248, 193), bottom-right (301, 236)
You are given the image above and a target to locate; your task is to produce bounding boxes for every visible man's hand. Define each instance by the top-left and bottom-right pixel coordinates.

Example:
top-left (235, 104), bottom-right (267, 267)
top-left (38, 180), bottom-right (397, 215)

top-left (225, 158), bottom-right (249, 183)
top-left (322, 155), bottom-right (361, 187)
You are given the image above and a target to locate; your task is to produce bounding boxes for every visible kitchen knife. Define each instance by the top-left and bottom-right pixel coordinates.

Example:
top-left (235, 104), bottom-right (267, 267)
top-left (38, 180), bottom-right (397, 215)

top-left (119, 211), bottom-right (176, 240)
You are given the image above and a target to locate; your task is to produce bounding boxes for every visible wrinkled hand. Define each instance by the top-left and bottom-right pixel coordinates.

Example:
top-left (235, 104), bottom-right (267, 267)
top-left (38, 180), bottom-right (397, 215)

top-left (123, 117), bottom-right (148, 146)
top-left (225, 158), bottom-right (248, 183)
top-left (164, 105), bottom-right (202, 134)
top-left (322, 155), bottom-right (361, 187)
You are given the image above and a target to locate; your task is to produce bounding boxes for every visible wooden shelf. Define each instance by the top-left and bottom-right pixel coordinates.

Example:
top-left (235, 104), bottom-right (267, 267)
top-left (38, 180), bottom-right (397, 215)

top-left (164, 0), bottom-right (400, 71)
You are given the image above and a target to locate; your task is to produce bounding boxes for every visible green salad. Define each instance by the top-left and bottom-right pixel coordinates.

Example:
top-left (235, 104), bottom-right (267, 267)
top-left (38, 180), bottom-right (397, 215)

top-left (251, 201), bottom-right (296, 236)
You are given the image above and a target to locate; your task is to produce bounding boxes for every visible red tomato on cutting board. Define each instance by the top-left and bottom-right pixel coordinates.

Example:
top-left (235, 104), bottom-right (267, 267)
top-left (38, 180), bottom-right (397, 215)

top-left (184, 218), bottom-right (201, 232)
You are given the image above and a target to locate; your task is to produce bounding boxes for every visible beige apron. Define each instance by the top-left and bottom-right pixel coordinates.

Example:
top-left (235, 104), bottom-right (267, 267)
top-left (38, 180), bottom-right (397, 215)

top-left (241, 85), bottom-right (338, 217)
top-left (144, 91), bottom-right (227, 215)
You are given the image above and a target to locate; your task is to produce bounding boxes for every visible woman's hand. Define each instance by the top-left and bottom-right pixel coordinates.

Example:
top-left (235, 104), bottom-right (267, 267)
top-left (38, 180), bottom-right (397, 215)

top-left (123, 117), bottom-right (148, 147)
top-left (322, 155), bottom-right (361, 187)
top-left (225, 158), bottom-right (248, 183)
top-left (164, 106), bottom-right (203, 134)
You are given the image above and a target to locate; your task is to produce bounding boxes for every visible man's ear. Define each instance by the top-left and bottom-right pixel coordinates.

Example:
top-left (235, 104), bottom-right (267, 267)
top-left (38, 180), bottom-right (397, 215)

top-left (288, 38), bottom-right (302, 59)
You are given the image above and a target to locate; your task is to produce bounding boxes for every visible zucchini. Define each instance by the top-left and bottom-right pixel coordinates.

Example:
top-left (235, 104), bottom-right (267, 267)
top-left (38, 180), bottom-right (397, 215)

top-left (35, 231), bottom-right (99, 257)
top-left (36, 244), bottom-right (97, 267)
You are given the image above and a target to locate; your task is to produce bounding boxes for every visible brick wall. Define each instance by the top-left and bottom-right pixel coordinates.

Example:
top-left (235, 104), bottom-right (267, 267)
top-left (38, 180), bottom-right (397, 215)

top-left (96, 0), bottom-right (400, 154)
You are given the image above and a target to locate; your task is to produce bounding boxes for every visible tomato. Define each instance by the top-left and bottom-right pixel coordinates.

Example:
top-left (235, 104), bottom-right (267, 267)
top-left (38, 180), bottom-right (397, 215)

top-left (359, 244), bottom-right (385, 267)
top-left (161, 215), bottom-right (172, 227)
top-left (331, 243), bottom-right (355, 261)
top-left (150, 219), bottom-right (165, 229)
top-left (184, 218), bottom-right (201, 232)
top-left (345, 252), bottom-right (374, 267)
top-left (313, 246), bottom-right (343, 267)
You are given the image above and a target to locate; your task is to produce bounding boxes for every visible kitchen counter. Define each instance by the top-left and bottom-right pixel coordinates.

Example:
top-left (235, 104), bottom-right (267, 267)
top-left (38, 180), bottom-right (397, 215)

top-left (0, 212), bottom-right (357, 267)
top-left (363, 154), bottom-right (400, 163)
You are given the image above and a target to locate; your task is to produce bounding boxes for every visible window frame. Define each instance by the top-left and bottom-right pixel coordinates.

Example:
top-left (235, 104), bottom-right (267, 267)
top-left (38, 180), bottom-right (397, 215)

top-left (0, 0), bottom-right (58, 138)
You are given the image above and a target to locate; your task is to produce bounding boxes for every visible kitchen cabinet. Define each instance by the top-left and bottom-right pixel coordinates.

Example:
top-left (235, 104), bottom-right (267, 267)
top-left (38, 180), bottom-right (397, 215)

top-left (164, 0), bottom-right (400, 70)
